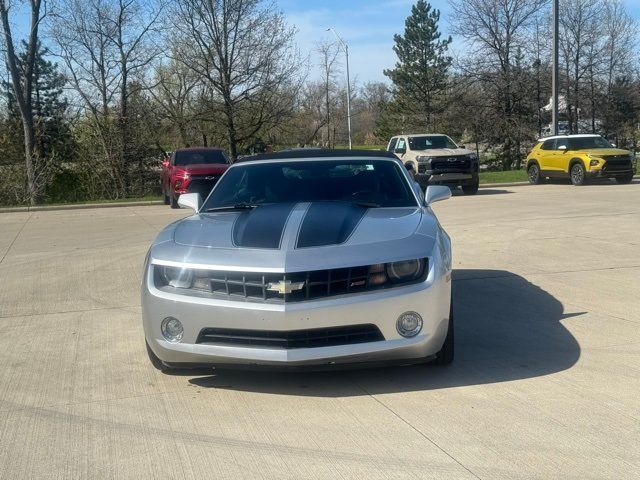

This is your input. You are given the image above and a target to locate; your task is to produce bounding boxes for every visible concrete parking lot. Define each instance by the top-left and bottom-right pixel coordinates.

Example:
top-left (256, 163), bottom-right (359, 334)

top-left (1, 181), bottom-right (639, 479)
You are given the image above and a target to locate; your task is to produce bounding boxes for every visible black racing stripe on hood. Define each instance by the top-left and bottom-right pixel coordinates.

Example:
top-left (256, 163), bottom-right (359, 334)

top-left (232, 203), bottom-right (295, 249)
top-left (296, 202), bottom-right (367, 248)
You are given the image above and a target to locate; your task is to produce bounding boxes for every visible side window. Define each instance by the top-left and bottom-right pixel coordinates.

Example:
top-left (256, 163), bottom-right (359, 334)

top-left (555, 138), bottom-right (569, 150)
top-left (396, 138), bottom-right (406, 151)
top-left (541, 140), bottom-right (555, 151)
top-left (387, 138), bottom-right (398, 152)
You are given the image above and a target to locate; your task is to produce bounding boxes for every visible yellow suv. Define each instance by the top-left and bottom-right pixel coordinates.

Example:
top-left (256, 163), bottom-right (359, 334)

top-left (526, 134), bottom-right (636, 186)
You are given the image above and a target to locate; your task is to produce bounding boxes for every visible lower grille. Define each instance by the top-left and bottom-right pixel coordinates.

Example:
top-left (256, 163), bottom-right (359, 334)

top-left (196, 324), bottom-right (384, 349)
top-left (602, 157), bottom-right (632, 173)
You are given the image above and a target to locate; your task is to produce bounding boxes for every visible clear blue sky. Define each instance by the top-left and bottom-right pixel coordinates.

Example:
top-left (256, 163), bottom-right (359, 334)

top-left (281, 0), bottom-right (640, 84)
top-left (279, 0), bottom-right (454, 84)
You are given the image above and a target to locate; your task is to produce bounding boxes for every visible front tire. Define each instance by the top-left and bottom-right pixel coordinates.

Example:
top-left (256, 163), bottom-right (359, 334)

top-left (615, 174), bottom-right (634, 184)
top-left (434, 304), bottom-right (454, 365)
top-left (528, 163), bottom-right (542, 184)
top-left (570, 162), bottom-right (587, 186)
top-left (461, 178), bottom-right (479, 195)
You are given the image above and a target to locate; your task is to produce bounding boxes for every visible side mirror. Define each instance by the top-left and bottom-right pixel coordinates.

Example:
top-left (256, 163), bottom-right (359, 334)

top-left (611, 143), bottom-right (617, 148)
top-left (425, 185), bottom-right (451, 205)
top-left (558, 145), bottom-right (567, 151)
top-left (405, 162), bottom-right (414, 171)
top-left (459, 145), bottom-right (466, 149)
top-left (177, 192), bottom-right (202, 212)
top-left (394, 147), bottom-right (406, 155)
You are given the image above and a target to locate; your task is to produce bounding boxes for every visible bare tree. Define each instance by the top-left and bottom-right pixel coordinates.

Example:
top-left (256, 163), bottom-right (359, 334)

top-left (558, 0), bottom-right (603, 133)
top-left (451, 0), bottom-right (548, 167)
top-left (0, 0), bottom-right (44, 204)
top-left (148, 57), bottom-right (200, 147)
top-left (172, 0), bottom-right (304, 159)
top-left (316, 40), bottom-right (339, 147)
top-left (50, 0), bottom-right (163, 196)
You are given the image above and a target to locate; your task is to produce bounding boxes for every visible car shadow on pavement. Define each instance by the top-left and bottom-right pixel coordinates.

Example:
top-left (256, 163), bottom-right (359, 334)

top-left (463, 189), bottom-right (513, 196)
top-left (188, 269), bottom-right (582, 397)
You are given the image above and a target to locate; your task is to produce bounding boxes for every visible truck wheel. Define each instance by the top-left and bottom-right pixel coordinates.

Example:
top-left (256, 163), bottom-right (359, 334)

top-left (434, 304), bottom-right (454, 365)
top-left (615, 174), bottom-right (634, 184)
top-left (170, 195), bottom-right (179, 209)
top-left (461, 179), bottom-right (479, 195)
top-left (528, 163), bottom-right (542, 184)
top-left (570, 163), bottom-right (587, 186)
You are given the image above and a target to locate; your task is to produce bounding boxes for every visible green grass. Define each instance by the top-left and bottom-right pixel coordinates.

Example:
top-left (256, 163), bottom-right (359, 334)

top-left (0, 195), bottom-right (163, 208)
top-left (479, 170), bottom-right (528, 184)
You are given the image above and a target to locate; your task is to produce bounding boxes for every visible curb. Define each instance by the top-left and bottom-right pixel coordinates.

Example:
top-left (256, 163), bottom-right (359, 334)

top-left (480, 181), bottom-right (529, 188)
top-left (0, 200), bottom-right (163, 214)
top-left (480, 174), bottom-right (639, 189)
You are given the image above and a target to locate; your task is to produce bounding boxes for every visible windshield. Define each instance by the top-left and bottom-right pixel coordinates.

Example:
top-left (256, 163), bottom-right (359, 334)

top-left (175, 150), bottom-right (229, 166)
top-left (567, 136), bottom-right (613, 150)
top-left (409, 135), bottom-right (457, 150)
top-left (202, 159), bottom-right (418, 209)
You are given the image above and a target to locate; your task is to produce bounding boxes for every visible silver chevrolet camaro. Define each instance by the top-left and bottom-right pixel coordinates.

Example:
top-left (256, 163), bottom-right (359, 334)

top-left (142, 150), bottom-right (453, 371)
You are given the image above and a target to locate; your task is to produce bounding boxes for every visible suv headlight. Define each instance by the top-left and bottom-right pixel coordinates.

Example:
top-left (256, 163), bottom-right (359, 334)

top-left (159, 266), bottom-right (194, 288)
top-left (416, 155), bottom-right (436, 163)
top-left (467, 153), bottom-right (478, 161)
top-left (386, 259), bottom-right (426, 283)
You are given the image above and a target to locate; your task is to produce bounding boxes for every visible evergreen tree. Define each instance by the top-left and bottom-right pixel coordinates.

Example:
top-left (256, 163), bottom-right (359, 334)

top-left (384, 0), bottom-right (452, 131)
top-left (2, 42), bottom-right (73, 166)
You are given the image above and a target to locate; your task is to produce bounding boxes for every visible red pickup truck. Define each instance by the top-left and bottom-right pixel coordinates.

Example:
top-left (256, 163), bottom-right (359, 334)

top-left (161, 147), bottom-right (231, 208)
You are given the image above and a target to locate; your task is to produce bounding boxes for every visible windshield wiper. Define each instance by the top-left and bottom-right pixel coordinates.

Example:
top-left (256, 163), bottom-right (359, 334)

top-left (205, 203), bottom-right (259, 212)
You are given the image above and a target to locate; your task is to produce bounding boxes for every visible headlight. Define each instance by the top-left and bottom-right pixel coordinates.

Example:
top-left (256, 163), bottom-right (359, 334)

top-left (386, 259), bottom-right (426, 283)
top-left (416, 156), bottom-right (436, 163)
top-left (590, 159), bottom-right (600, 166)
top-left (160, 266), bottom-right (194, 288)
top-left (467, 153), bottom-right (478, 161)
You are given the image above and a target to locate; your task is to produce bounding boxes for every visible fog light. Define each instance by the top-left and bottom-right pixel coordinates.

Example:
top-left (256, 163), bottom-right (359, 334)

top-left (161, 317), bottom-right (183, 343)
top-left (396, 312), bottom-right (423, 338)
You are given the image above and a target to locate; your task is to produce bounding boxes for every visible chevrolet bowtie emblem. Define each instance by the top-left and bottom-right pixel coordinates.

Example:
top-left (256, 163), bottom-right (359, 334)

top-left (267, 280), bottom-right (305, 295)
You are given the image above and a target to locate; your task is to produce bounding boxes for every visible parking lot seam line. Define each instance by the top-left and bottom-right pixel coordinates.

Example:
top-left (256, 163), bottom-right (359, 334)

top-left (351, 380), bottom-right (483, 480)
top-left (0, 399), bottom-right (468, 472)
top-left (0, 212), bottom-right (32, 265)
top-left (0, 304), bottom-right (139, 320)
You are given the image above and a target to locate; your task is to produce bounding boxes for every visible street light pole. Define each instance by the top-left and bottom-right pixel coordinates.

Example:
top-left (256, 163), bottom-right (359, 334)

top-left (552, 0), bottom-right (559, 136)
top-left (328, 28), bottom-right (352, 150)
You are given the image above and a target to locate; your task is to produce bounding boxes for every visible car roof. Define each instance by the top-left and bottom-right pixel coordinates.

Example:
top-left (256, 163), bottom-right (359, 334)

top-left (393, 134), bottom-right (450, 138)
top-left (538, 134), bottom-right (601, 142)
top-left (175, 147), bottom-right (225, 152)
top-left (236, 149), bottom-right (398, 163)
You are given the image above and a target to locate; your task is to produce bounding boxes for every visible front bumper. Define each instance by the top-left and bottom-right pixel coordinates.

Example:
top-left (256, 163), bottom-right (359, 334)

top-left (587, 164), bottom-right (636, 178)
top-left (142, 263), bottom-right (451, 367)
top-left (414, 172), bottom-right (475, 186)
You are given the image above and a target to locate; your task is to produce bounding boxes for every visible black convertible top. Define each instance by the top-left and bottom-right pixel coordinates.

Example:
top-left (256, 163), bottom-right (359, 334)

top-left (236, 149), bottom-right (397, 163)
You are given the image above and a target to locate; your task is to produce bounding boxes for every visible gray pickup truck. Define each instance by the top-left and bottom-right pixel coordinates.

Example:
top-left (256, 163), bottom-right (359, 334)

top-left (387, 134), bottom-right (479, 195)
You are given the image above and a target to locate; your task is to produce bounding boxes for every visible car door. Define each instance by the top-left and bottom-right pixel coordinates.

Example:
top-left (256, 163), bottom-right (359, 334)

top-left (537, 138), bottom-right (560, 173)
top-left (548, 137), bottom-right (570, 173)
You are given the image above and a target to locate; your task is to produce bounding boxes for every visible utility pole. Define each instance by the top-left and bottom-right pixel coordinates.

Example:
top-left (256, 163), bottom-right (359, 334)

top-left (328, 28), bottom-right (352, 149)
top-left (552, 0), bottom-right (559, 135)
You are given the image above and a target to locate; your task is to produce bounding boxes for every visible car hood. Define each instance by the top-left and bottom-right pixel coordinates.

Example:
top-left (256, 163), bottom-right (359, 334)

top-left (412, 148), bottom-right (473, 156)
top-left (151, 202), bottom-right (438, 271)
top-left (174, 163), bottom-right (229, 175)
